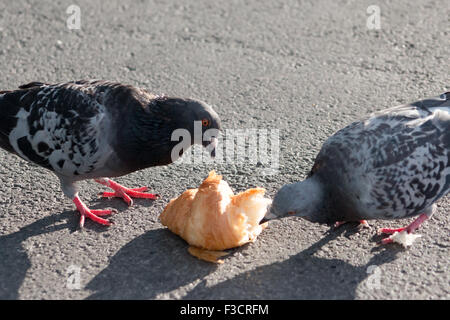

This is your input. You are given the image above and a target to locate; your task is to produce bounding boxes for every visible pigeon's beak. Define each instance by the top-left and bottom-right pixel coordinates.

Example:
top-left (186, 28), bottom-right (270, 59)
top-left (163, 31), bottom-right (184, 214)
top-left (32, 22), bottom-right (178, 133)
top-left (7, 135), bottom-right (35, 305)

top-left (205, 137), bottom-right (218, 158)
top-left (260, 209), bottom-right (277, 223)
top-left (262, 203), bottom-right (281, 222)
top-left (210, 137), bottom-right (218, 158)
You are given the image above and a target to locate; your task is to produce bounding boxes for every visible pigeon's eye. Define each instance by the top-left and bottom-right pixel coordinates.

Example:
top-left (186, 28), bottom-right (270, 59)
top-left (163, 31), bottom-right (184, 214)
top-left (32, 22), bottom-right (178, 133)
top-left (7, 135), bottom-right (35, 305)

top-left (201, 119), bottom-right (210, 127)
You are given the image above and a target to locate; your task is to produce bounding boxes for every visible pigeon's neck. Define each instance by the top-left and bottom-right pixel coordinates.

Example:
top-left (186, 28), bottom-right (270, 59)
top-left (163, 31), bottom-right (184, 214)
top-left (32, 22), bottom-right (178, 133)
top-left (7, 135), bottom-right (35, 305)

top-left (115, 109), bottom-right (182, 170)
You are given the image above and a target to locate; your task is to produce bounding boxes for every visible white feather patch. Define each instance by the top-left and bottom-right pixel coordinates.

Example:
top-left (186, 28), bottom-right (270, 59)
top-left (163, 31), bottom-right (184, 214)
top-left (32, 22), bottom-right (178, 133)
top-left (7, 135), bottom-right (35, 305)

top-left (8, 108), bottom-right (31, 161)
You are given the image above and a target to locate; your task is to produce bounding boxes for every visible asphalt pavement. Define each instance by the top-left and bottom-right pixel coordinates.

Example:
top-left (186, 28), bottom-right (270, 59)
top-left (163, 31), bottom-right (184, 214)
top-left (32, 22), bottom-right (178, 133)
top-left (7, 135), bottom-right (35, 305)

top-left (0, 0), bottom-right (448, 299)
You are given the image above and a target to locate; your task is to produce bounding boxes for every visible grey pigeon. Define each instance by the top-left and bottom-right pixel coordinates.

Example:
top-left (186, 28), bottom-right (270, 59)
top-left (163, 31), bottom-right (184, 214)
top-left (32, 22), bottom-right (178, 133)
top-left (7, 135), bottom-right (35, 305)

top-left (270, 93), bottom-right (449, 244)
top-left (0, 80), bottom-right (221, 227)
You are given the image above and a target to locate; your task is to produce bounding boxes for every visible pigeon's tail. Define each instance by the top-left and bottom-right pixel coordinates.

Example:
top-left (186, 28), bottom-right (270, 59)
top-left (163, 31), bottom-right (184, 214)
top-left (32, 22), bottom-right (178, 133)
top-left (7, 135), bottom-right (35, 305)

top-left (413, 92), bottom-right (450, 114)
top-left (0, 89), bottom-right (25, 153)
top-left (0, 82), bottom-right (48, 95)
top-left (0, 93), bottom-right (11, 151)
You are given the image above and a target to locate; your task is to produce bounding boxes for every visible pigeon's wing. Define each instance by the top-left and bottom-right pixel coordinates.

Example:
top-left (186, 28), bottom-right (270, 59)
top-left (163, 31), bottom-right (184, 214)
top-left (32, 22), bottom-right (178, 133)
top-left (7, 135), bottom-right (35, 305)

top-left (0, 81), bottom-right (115, 177)
top-left (367, 93), bottom-right (449, 167)
top-left (312, 93), bottom-right (449, 220)
top-left (367, 96), bottom-right (449, 218)
top-left (18, 82), bottom-right (50, 90)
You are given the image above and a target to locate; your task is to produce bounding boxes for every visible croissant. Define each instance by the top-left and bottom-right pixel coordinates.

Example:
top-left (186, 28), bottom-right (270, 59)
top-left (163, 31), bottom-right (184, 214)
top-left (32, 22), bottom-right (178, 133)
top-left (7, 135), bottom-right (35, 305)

top-left (159, 171), bottom-right (271, 263)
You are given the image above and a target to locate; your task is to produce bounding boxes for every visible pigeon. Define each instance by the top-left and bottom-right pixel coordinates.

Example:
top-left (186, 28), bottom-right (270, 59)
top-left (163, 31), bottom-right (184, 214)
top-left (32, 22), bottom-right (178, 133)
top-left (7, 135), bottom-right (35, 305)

top-left (269, 92), bottom-right (449, 244)
top-left (0, 80), bottom-right (221, 227)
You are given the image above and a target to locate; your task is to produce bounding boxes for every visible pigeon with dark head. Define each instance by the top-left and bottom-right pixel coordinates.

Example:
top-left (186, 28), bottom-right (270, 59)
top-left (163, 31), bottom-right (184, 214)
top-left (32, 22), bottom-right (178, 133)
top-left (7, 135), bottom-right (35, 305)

top-left (269, 93), bottom-right (449, 244)
top-left (0, 80), bottom-right (221, 227)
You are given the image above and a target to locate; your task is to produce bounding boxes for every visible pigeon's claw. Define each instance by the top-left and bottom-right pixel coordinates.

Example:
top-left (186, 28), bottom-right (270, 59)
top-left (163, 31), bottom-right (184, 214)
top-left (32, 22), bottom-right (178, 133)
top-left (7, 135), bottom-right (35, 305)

top-left (95, 178), bottom-right (160, 206)
top-left (73, 196), bottom-right (114, 228)
top-left (378, 213), bottom-right (428, 245)
top-left (380, 236), bottom-right (395, 245)
top-left (100, 189), bottom-right (134, 206)
top-left (378, 226), bottom-right (406, 235)
top-left (90, 208), bottom-right (117, 216)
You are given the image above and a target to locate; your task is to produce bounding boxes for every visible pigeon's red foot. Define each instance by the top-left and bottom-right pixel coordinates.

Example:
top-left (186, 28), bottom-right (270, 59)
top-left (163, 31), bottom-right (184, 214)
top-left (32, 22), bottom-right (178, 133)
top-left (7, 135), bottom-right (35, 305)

top-left (95, 178), bottom-right (160, 206)
top-left (73, 195), bottom-right (116, 228)
top-left (334, 220), bottom-right (370, 229)
top-left (378, 213), bottom-right (428, 244)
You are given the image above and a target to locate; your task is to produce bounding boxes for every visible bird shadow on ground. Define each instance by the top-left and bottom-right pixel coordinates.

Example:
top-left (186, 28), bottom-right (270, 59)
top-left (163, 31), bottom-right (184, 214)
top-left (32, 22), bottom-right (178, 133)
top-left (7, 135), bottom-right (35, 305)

top-left (183, 226), bottom-right (403, 299)
top-left (89, 196), bottom-right (160, 211)
top-left (82, 194), bottom-right (159, 230)
top-left (85, 228), bottom-right (219, 299)
top-left (0, 198), bottom-right (134, 299)
top-left (0, 210), bottom-right (73, 299)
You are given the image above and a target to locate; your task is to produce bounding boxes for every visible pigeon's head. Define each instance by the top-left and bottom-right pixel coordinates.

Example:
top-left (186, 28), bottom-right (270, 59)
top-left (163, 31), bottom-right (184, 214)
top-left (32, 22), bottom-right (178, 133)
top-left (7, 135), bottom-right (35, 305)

top-left (149, 96), bottom-right (222, 158)
top-left (181, 98), bottom-right (222, 157)
top-left (266, 177), bottom-right (324, 222)
top-left (151, 97), bottom-right (222, 158)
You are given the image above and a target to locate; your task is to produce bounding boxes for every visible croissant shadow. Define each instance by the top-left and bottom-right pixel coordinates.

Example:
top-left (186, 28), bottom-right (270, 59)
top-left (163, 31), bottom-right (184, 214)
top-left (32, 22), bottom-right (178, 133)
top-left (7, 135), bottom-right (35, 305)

top-left (184, 226), bottom-right (402, 299)
top-left (85, 228), bottom-right (219, 299)
top-left (0, 210), bottom-right (73, 299)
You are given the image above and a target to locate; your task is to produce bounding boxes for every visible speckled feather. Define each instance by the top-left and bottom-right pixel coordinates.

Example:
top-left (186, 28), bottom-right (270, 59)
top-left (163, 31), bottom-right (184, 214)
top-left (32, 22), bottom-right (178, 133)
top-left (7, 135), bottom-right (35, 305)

top-left (2, 81), bottom-right (150, 178)
top-left (308, 92), bottom-right (449, 222)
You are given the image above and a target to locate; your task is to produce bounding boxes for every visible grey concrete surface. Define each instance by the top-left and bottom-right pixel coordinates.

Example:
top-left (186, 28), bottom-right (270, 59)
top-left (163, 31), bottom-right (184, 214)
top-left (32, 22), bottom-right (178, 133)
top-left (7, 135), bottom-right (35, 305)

top-left (0, 0), bottom-right (448, 300)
